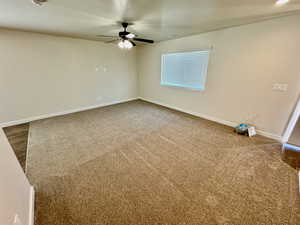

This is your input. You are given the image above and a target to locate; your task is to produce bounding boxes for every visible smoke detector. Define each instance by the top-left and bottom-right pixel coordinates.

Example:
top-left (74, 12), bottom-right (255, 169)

top-left (32, 0), bottom-right (47, 6)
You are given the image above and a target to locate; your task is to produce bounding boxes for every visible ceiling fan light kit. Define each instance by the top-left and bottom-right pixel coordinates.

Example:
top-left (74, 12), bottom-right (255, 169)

top-left (276, 0), bottom-right (289, 6)
top-left (118, 40), bottom-right (133, 49)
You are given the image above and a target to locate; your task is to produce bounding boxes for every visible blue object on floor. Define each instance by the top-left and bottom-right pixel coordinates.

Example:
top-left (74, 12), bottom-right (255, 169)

top-left (235, 123), bottom-right (250, 135)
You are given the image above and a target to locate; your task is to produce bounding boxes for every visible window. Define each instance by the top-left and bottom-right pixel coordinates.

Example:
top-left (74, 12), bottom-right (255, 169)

top-left (161, 51), bottom-right (210, 91)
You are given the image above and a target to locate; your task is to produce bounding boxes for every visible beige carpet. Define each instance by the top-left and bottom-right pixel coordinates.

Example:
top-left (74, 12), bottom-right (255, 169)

top-left (26, 100), bottom-right (300, 225)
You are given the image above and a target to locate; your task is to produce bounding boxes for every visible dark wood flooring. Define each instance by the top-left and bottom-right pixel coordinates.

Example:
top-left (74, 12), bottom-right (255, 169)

top-left (282, 145), bottom-right (300, 170)
top-left (3, 123), bottom-right (29, 171)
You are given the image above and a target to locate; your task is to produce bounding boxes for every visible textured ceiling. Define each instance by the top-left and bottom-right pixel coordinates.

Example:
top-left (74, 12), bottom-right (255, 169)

top-left (1, 0), bottom-right (300, 42)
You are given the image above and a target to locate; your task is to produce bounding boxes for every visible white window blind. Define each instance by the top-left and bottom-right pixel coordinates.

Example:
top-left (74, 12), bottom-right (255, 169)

top-left (161, 51), bottom-right (210, 91)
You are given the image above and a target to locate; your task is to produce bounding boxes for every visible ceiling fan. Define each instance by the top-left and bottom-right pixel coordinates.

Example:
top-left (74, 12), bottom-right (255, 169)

top-left (97, 22), bottom-right (154, 49)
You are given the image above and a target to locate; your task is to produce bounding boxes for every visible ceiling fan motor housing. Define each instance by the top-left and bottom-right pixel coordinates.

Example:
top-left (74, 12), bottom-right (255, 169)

top-left (119, 31), bottom-right (130, 39)
top-left (119, 22), bottom-right (131, 39)
top-left (32, 0), bottom-right (48, 5)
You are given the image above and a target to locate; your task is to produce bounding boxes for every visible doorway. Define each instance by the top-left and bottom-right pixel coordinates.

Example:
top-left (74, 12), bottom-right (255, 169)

top-left (283, 97), bottom-right (300, 147)
top-left (288, 117), bottom-right (300, 147)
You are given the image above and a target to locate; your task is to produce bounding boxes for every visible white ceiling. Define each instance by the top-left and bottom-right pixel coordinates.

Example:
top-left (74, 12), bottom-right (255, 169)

top-left (1, 0), bottom-right (300, 42)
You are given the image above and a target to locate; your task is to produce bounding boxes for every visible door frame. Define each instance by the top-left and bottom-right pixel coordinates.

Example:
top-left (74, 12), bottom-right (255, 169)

top-left (282, 97), bottom-right (300, 143)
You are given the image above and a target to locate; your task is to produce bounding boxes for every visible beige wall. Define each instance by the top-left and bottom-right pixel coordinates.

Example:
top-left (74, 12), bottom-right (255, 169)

top-left (0, 29), bottom-right (138, 125)
top-left (137, 15), bottom-right (300, 138)
top-left (0, 129), bottom-right (32, 225)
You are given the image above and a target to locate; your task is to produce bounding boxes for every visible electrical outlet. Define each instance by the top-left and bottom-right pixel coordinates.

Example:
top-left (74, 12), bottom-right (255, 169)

top-left (95, 66), bottom-right (107, 72)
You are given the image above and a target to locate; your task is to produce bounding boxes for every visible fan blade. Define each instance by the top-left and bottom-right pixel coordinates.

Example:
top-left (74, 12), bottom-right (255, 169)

top-left (105, 39), bottom-right (119, 43)
top-left (129, 40), bottom-right (136, 46)
top-left (133, 38), bottom-right (154, 43)
top-left (96, 35), bottom-right (118, 38)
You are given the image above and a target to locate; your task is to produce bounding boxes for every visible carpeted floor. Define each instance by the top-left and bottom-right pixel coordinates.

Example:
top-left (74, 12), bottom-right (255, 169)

top-left (26, 100), bottom-right (300, 225)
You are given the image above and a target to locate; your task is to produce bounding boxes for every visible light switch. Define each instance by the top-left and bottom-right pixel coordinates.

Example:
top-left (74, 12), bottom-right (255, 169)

top-left (281, 84), bottom-right (288, 91)
top-left (272, 83), bottom-right (288, 92)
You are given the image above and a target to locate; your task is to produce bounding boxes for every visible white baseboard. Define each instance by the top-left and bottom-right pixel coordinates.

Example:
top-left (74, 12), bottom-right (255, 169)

top-left (0, 96), bottom-right (282, 142)
top-left (258, 130), bottom-right (283, 142)
top-left (29, 186), bottom-right (35, 225)
top-left (0, 98), bottom-right (138, 128)
top-left (139, 97), bottom-right (282, 142)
